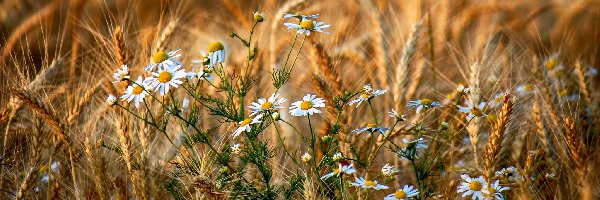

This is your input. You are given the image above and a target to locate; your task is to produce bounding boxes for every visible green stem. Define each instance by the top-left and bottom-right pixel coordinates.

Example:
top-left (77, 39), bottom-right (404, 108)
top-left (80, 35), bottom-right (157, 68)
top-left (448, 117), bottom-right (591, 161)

top-left (287, 35), bottom-right (308, 73)
top-left (283, 34), bottom-right (299, 68)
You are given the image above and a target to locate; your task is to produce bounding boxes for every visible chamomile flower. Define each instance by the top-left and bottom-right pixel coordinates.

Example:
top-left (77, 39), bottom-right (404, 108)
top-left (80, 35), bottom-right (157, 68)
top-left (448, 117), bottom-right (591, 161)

top-left (351, 123), bottom-right (389, 135)
top-left (489, 93), bottom-right (508, 108)
top-left (148, 65), bottom-right (187, 96)
top-left (381, 163), bottom-right (399, 176)
top-left (457, 174), bottom-right (487, 200)
top-left (332, 152), bottom-right (343, 162)
top-left (289, 94), bottom-right (325, 116)
top-left (112, 64), bottom-right (130, 82)
top-left (402, 137), bottom-right (428, 149)
top-left (186, 65), bottom-right (209, 80)
top-left (321, 162), bottom-right (356, 180)
top-left (384, 185), bottom-right (419, 200)
top-left (348, 84), bottom-right (387, 107)
top-left (283, 12), bottom-right (320, 20)
top-left (389, 109), bottom-right (407, 122)
top-left (145, 49), bottom-right (182, 71)
top-left (107, 94), bottom-right (118, 105)
top-left (231, 143), bottom-right (242, 155)
top-left (458, 101), bottom-right (487, 121)
top-left (350, 177), bottom-right (389, 190)
top-left (248, 92), bottom-right (287, 116)
top-left (544, 54), bottom-right (564, 73)
top-left (232, 114), bottom-right (263, 138)
top-left (495, 166), bottom-right (522, 183)
top-left (457, 84), bottom-right (470, 95)
top-left (515, 84), bottom-right (535, 97)
top-left (207, 42), bottom-right (226, 66)
top-left (284, 18), bottom-right (330, 36)
top-left (120, 76), bottom-right (150, 108)
top-left (301, 152), bottom-right (312, 163)
top-left (406, 99), bottom-right (442, 114)
top-left (482, 180), bottom-right (510, 200)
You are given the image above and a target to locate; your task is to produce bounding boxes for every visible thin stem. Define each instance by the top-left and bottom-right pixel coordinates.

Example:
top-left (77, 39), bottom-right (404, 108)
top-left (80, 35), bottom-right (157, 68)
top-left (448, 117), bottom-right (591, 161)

top-left (283, 34), bottom-right (299, 67)
top-left (287, 35), bottom-right (308, 73)
top-left (272, 116), bottom-right (301, 168)
top-left (368, 100), bottom-right (379, 125)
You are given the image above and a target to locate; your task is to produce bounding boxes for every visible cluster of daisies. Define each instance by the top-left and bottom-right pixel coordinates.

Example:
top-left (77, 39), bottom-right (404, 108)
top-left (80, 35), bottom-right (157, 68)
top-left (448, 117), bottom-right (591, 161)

top-left (457, 166), bottom-right (523, 200)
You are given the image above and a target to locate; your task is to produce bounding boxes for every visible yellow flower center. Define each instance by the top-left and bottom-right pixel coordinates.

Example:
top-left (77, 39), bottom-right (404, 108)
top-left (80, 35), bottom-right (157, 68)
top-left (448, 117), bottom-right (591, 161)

top-left (208, 42), bottom-right (225, 53)
top-left (366, 123), bottom-right (377, 128)
top-left (419, 99), bottom-right (433, 106)
top-left (394, 190), bottom-right (408, 199)
top-left (153, 51), bottom-right (169, 63)
top-left (132, 86), bottom-right (144, 95)
top-left (261, 102), bottom-right (274, 109)
top-left (300, 101), bottom-right (313, 110)
top-left (559, 89), bottom-right (569, 97)
top-left (240, 118), bottom-right (252, 126)
top-left (333, 168), bottom-right (340, 174)
top-left (545, 59), bottom-right (557, 70)
top-left (523, 84), bottom-right (534, 91)
top-left (300, 20), bottom-right (315, 30)
top-left (158, 71), bottom-right (173, 83)
top-left (469, 181), bottom-right (482, 191)
top-left (364, 180), bottom-right (377, 187)
top-left (470, 107), bottom-right (484, 117)
top-left (361, 91), bottom-right (372, 99)
top-left (486, 114), bottom-right (497, 123)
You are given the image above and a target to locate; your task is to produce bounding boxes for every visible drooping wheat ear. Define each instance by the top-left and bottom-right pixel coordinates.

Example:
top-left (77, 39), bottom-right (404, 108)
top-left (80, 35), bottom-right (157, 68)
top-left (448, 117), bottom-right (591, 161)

top-left (395, 21), bottom-right (422, 104)
top-left (0, 0), bottom-right (59, 65)
top-left (15, 119), bottom-right (44, 200)
top-left (12, 91), bottom-right (81, 200)
top-left (154, 19), bottom-right (178, 53)
top-left (310, 75), bottom-right (336, 121)
top-left (483, 94), bottom-right (513, 183)
top-left (113, 26), bottom-right (126, 67)
top-left (533, 56), bottom-right (562, 129)
top-left (68, 78), bottom-right (105, 124)
top-left (84, 137), bottom-right (108, 200)
top-left (309, 39), bottom-right (342, 95)
top-left (114, 118), bottom-right (146, 200)
top-left (574, 61), bottom-right (592, 106)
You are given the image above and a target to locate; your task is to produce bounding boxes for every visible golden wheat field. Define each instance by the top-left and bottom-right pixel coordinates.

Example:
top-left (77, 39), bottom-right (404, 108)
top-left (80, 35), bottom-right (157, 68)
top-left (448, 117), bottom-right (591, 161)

top-left (1, 0), bottom-right (600, 199)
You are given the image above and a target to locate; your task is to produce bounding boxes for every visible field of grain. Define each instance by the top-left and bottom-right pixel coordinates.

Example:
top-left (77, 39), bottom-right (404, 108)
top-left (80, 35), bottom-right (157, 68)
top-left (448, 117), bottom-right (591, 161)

top-left (1, 0), bottom-right (599, 199)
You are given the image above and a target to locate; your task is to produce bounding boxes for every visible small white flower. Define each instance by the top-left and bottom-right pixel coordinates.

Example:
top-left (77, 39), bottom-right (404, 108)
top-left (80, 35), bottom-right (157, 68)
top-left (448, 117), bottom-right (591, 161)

top-left (457, 84), bottom-right (470, 94)
top-left (112, 64), bottom-right (130, 82)
top-left (350, 177), bottom-right (388, 190)
top-left (107, 94), bottom-right (118, 105)
top-left (145, 49), bottom-right (182, 71)
top-left (120, 76), bottom-right (150, 108)
top-left (402, 137), bottom-right (428, 149)
top-left (384, 185), bottom-right (419, 200)
top-left (206, 42), bottom-right (226, 66)
top-left (148, 64), bottom-right (187, 96)
top-left (482, 180), bottom-right (510, 200)
top-left (186, 64), bottom-right (209, 80)
top-left (231, 144), bottom-right (242, 155)
top-left (232, 114), bottom-right (263, 138)
top-left (544, 54), bottom-right (563, 73)
top-left (289, 94), bottom-right (325, 116)
top-left (332, 152), bottom-right (343, 162)
top-left (457, 174), bottom-right (487, 200)
top-left (283, 18), bottom-right (330, 36)
top-left (271, 111), bottom-right (281, 121)
top-left (351, 123), bottom-right (389, 135)
top-left (348, 84), bottom-right (386, 107)
top-left (389, 109), bottom-right (407, 122)
top-left (381, 163), bottom-right (399, 176)
top-left (489, 93), bottom-right (508, 108)
top-left (248, 92), bottom-right (287, 116)
top-left (458, 101), bottom-right (487, 121)
top-left (321, 162), bottom-right (356, 180)
top-left (515, 84), bottom-right (535, 97)
top-left (301, 152), bottom-right (312, 163)
top-left (406, 99), bottom-right (442, 114)
top-left (495, 166), bottom-right (522, 183)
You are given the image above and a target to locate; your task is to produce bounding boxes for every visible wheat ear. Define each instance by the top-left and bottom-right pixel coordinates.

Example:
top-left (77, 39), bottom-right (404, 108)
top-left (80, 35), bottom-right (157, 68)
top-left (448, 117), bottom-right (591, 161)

top-left (483, 94), bottom-right (513, 183)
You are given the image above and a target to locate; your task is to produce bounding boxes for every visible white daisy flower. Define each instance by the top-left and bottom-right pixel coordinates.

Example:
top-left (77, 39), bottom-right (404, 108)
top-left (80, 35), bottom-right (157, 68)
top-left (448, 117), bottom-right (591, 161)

top-left (457, 84), bottom-right (470, 95)
top-left (207, 42), bottom-right (226, 66)
top-left (348, 84), bottom-right (387, 107)
top-left (351, 123), bottom-right (389, 135)
top-left (112, 64), bottom-right (130, 82)
top-left (186, 64), bottom-right (209, 80)
top-left (301, 152), bottom-right (312, 163)
top-left (457, 174), bottom-right (487, 200)
top-left (402, 137), bottom-right (428, 149)
top-left (232, 114), bottom-right (263, 138)
top-left (284, 18), bottom-right (330, 36)
top-left (145, 49), bottom-right (182, 71)
top-left (248, 92), bottom-right (287, 116)
top-left (389, 109), bottom-right (407, 122)
top-left (406, 99), bottom-right (442, 114)
top-left (289, 94), bottom-right (325, 116)
top-left (384, 185), bottom-right (419, 200)
top-left (231, 143), bottom-right (242, 155)
top-left (489, 93), bottom-right (508, 108)
top-left (148, 64), bottom-right (187, 96)
top-left (458, 101), bottom-right (487, 121)
top-left (107, 94), bottom-right (118, 105)
top-left (321, 162), bottom-right (356, 180)
top-left (283, 12), bottom-right (320, 20)
top-left (544, 54), bottom-right (564, 73)
top-left (120, 76), bottom-right (150, 108)
top-left (495, 166), bottom-right (522, 183)
top-left (332, 152), bottom-right (343, 162)
top-left (350, 177), bottom-right (388, 190)
top-left (482, 180), bottom-right (510, 200)
top-left (381, 163), bottom-right (399, 176)
top-left (515, 84), bottom-right (535, 97)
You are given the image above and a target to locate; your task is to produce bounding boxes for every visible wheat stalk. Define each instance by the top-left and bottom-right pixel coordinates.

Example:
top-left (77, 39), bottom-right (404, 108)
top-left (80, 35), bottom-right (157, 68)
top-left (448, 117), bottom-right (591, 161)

top-left (483, 94), bottom-right (513, 183)
top-left (395, 21), bottom-right (422, 104)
